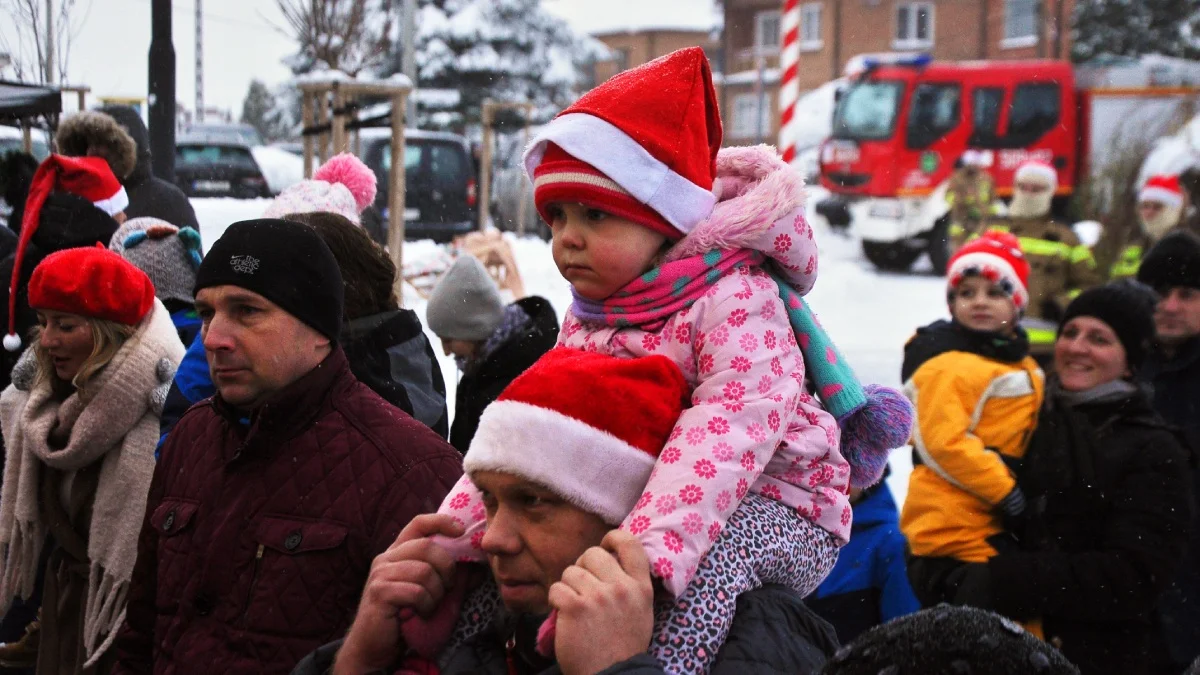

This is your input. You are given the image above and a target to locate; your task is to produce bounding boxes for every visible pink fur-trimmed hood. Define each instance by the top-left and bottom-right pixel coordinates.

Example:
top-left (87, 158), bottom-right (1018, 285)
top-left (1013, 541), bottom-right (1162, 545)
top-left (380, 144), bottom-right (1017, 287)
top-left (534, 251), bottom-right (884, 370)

top-left (666, 145), bottom-right (816, 294)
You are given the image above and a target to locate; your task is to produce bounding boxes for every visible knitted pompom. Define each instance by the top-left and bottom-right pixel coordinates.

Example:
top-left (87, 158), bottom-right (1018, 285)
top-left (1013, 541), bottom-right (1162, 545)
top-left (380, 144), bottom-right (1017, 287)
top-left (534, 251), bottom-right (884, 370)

top-left (839, 384), bottom-right (914, 489)
top-left (313, 153), bottom-right (377, 212)
top-left (3, 333), bottom-right (21, 352)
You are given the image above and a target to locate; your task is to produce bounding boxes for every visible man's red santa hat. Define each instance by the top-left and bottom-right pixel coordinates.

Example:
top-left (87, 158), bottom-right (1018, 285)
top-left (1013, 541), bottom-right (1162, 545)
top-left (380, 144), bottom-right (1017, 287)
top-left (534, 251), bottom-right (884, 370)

top-left (464, 348), bottom-right (690, 525)
top-left (5, 155), bottom-right (129, 351)
top-left (1139, 174), bottom-right (1185, 208)
top-left (525, 47), bottom-right (723, 240)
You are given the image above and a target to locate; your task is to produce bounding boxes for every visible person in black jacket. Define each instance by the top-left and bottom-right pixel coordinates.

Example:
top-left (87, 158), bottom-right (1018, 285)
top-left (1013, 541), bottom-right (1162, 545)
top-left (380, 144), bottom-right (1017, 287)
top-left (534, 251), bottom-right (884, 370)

top-left (1136, 231), bottom-right (1200, 674)
top-left (57, 107), bottom-right (200, 232)
top-left (287, 211), bottom-right (448, 437)
top-left (157, 211), bottom-right (450, 442)
top-left (425, 254), bottom-right (558, 453)
top-left (946, 281), bottom-right (1193, 675)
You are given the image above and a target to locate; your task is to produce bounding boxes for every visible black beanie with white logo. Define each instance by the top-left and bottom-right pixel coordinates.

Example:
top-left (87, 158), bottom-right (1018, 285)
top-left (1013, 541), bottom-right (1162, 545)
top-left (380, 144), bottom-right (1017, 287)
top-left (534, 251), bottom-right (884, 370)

top-left (195, 219), bottom-right (344, 342)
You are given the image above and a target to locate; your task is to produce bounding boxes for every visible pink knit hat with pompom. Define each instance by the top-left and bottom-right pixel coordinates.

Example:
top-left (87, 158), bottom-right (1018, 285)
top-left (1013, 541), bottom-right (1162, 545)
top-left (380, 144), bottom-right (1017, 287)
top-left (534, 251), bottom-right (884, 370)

top-left (262, 152), bottom-right (377, 224)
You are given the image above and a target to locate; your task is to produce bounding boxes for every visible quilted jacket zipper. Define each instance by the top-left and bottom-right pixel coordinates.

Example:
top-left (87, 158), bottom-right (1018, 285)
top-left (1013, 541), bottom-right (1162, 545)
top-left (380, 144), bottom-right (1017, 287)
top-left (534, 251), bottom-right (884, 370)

top-left (241, 544), bottom-right (265, 627)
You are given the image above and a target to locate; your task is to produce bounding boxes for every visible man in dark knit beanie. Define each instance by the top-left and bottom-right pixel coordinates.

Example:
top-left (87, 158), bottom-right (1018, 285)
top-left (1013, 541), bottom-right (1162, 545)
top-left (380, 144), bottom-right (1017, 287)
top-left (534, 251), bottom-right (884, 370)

top-left (1136, 231), bottom-right (1200, 673)
top-left (821, 604), bottom-right (1079, 675)
top-left (113, 218), bottom-right (461, 673)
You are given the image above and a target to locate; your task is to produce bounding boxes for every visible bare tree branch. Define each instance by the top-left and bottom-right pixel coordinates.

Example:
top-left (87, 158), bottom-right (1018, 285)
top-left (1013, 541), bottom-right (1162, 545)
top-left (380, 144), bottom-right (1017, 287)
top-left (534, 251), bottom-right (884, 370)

top-left (276, 0), bottom-right (390, 75)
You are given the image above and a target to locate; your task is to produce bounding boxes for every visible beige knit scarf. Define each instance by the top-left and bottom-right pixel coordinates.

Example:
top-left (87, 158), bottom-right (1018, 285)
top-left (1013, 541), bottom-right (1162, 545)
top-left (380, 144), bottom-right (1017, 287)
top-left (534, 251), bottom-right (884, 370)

top-left (0, 302), bottom-right (182, 666)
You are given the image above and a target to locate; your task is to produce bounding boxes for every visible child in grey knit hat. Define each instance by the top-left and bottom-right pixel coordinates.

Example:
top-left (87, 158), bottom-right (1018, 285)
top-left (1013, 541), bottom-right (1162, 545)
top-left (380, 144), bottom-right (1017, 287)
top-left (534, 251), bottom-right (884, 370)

top-left (425, 254), bottom-right (558, 453)
top-left (109, 217), bottom-right (204, 344)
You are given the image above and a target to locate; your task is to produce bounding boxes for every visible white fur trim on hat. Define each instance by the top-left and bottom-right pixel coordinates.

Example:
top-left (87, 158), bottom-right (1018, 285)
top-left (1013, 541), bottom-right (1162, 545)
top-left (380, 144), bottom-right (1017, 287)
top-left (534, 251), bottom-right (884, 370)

top-left (464, 400), bottom-right (656, 525)
top-left (948, 250), bottom-right (1029, 309)
top-left (1139, 186), bottom-right (1184, 209)
top-left (92, 186), bottom-right (129, 216)
top-left (523, 113), bottom-right (717, 235)
top-left (1014, 163), bottom-right (1057, 189)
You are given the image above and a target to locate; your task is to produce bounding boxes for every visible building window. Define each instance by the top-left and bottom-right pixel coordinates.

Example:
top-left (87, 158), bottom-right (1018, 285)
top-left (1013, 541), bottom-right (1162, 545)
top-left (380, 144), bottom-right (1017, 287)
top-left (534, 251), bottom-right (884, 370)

top-left (894, 2), bottom-right (934, 49)
top-left (1002, 0), bottom-right (1038, 48)
top-left (755, 10), bottom-right (782, 54)
top-left (731, 93), bottom-right (772, 139)
top-left (800, 3), bottom-right (823, 51)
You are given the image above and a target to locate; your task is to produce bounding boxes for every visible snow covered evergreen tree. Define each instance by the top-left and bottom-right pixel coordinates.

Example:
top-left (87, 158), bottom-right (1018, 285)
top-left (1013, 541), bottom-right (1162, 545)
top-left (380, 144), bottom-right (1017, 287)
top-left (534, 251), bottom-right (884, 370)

top-left (1072, 0), bottom-right (1200, 62)
top-left (409, 0), bottom-right (606, 131)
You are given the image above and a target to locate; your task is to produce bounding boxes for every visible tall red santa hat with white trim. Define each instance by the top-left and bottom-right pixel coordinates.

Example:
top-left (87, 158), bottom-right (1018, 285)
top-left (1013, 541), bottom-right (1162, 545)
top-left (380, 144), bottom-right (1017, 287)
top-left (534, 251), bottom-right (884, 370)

top-left (464, 348), bottom-right (690, 525)
top-left (524, 47), bottom-right (723, 241)
top-left (5, 155), bottom-right (129, 351)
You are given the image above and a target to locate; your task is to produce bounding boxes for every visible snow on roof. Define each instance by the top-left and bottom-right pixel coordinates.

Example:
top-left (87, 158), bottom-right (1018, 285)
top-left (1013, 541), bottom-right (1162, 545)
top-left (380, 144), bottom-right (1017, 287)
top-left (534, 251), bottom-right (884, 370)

top-left (717, 69), bottom-right (781, 86)
top-left (543, 0), bottom-right (719, 37)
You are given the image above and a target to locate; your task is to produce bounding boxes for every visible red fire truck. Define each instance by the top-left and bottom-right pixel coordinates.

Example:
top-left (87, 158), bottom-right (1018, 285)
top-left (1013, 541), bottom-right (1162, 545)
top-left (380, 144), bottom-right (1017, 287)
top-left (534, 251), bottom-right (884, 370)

top-left (816, 55), bottom-right (1199, 273)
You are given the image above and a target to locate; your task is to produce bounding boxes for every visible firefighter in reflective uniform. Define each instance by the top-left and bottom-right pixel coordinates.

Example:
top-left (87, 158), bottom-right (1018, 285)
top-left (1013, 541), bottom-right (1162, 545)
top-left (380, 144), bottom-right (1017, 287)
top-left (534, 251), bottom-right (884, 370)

top-left (946, 150), bottom-right (997, 252)
top-left (984, 160), bottom-right (1102, 362)
top-left (1110, 174), bottom-right (1194, 279)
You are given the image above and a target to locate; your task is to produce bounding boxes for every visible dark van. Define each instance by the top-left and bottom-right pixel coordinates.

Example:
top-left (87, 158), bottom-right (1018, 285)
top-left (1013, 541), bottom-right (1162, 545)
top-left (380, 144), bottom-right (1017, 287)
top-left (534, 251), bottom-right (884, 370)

top-left (360, 128), bottom-right (477, 243)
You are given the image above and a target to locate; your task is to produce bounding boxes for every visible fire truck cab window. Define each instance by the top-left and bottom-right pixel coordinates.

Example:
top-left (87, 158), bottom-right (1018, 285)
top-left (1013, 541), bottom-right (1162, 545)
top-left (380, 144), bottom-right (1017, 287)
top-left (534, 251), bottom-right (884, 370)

top-left (970, 87), bottom-right (1005, 146)
top-left (1007, 83), bottom-right (1060, 144)
top-left (970, 83), bottom-right (1060, 148)
top-left (906, 83), bottom-right (961, 149)
top-left (832, 80), bottom-right (905, 141)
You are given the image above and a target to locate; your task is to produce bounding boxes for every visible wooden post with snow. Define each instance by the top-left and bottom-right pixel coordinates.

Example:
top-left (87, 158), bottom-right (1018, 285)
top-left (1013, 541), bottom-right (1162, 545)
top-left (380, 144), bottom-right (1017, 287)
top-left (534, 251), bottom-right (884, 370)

top-left (297, 73), bottom-right (413, 302)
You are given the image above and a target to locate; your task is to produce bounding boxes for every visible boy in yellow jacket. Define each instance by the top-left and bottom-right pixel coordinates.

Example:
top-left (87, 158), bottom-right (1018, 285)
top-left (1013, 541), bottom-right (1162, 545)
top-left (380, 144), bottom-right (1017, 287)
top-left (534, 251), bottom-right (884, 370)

top-left (899, 232), bottom-right (1045, 618)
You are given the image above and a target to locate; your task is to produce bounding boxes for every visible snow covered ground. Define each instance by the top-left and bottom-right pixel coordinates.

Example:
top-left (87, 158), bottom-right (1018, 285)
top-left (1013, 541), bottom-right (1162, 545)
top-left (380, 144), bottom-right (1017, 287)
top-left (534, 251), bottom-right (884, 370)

top-left (192, 189), bottom-right (936, 504)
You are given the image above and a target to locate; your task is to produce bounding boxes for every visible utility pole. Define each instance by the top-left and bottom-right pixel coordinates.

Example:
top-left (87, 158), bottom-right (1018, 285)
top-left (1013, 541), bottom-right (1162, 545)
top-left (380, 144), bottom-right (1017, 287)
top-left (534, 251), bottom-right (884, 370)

top-left (195, 0), bottom-right (204, 121)
top-left (44, 0), bottom-right (54, 84)
top-left (401, 0), bottom-right (417, 124)
top-left (149, 0), bottom-right (177, 181)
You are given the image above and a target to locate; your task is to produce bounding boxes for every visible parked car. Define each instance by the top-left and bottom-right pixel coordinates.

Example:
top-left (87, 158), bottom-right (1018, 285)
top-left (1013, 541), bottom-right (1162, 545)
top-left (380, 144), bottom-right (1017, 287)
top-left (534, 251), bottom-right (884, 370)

top-left (0, 126), bottom-right (49, 161)
top-left (359, 128), bottom-right (477, 243)
top-left (178, 122), bottom-right (263, 147)
top-left (174, 133), bottom-right (272, 199)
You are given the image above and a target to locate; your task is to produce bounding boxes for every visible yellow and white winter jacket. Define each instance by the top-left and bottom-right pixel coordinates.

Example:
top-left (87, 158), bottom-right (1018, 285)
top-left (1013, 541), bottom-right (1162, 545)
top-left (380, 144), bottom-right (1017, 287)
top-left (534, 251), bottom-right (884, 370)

top-left (899, 321), bottom-right (1045, 562)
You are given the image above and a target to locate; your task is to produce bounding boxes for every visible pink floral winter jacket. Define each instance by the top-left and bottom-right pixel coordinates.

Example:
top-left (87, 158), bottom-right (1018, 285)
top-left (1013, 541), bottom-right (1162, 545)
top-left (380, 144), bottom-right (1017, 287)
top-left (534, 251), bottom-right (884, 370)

top-left (438, 146), bottom-right (851, 597)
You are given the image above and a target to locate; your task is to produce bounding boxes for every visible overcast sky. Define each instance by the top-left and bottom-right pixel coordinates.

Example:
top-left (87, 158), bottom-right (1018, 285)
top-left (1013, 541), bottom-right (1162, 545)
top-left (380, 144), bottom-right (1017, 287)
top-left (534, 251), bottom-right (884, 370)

top-left (0, 0), bottom-right (716, 116)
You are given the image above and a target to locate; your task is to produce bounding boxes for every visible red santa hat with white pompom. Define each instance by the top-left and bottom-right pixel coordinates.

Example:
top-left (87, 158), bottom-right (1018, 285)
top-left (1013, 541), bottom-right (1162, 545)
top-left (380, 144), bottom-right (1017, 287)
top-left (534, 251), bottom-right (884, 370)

top-left (5, 155), bottom-right (128, 351)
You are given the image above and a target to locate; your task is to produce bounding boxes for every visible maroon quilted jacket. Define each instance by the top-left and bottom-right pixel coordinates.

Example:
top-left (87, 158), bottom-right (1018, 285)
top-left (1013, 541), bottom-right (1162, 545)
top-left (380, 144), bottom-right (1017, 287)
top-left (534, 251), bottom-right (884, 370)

top-left (110, 348), bottom-right (463, 675)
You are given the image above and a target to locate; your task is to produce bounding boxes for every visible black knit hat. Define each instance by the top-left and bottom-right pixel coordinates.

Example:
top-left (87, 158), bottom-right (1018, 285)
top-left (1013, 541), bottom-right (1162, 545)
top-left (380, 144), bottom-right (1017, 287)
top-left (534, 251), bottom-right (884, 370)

top-left (821, 605), bottom-right (1079, 675)
top-left (1137, 230), bottom-right (1200, 292)
top-left (1059, 280), bottom-right (1158, 373)
top-left (195, 219), bottom-right (344, 342)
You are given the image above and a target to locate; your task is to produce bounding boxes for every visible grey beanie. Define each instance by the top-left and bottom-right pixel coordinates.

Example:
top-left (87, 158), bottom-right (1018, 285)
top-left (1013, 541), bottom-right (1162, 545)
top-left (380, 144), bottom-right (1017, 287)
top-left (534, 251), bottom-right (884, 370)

top-left (109, 217), bottom-right (204, 305)
top-left (426, 255), bottom-right (505, 341)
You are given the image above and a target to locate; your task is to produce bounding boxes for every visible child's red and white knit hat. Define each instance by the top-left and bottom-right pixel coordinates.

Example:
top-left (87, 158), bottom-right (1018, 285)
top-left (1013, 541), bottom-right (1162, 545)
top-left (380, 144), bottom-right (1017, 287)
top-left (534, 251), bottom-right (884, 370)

top-left (464, 348), bottom-right (689, 525)
top-left (525, 47), bottom-right (723, 241)
top-left (946, 231), bottom-right (1031, 310)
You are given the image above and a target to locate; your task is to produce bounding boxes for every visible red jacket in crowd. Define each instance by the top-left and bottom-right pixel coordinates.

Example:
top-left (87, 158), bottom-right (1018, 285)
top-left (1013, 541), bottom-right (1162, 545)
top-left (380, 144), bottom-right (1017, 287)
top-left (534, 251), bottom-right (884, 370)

top-left (110, 348), bottom-right (463, 674)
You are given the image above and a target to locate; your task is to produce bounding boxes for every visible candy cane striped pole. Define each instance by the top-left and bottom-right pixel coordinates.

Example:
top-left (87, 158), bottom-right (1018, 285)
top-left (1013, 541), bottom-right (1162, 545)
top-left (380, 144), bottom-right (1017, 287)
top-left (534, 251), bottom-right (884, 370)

top-left (779, 0), bottom-right (801, 164)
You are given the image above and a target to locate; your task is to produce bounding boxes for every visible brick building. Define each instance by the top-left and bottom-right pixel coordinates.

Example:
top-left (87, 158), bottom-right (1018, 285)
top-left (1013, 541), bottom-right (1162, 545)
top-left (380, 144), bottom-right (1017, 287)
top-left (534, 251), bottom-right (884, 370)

top-left (720, 0), bottom-right (1076, 145)
top-left (592, 29), bottom-right (721, 84)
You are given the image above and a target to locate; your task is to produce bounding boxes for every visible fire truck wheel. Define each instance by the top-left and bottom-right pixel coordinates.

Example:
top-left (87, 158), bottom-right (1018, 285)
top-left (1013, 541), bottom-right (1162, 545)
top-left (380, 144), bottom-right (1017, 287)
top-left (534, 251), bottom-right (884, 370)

top-left (862, 240), bottom-right (920, 272)
top-left (926, 217), bottom-right (952, 276)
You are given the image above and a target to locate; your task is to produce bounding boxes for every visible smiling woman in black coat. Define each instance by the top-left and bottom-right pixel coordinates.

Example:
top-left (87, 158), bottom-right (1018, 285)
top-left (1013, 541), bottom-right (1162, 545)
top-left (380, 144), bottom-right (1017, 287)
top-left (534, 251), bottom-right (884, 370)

top-left (953, 282), bottom-right (1193, 675)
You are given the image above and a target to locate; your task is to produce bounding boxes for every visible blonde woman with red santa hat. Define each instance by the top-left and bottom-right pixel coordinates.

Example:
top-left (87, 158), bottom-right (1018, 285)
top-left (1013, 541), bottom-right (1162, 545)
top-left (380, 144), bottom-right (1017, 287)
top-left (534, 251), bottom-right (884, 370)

top-left (0, 244), bottom-right (183, 674)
